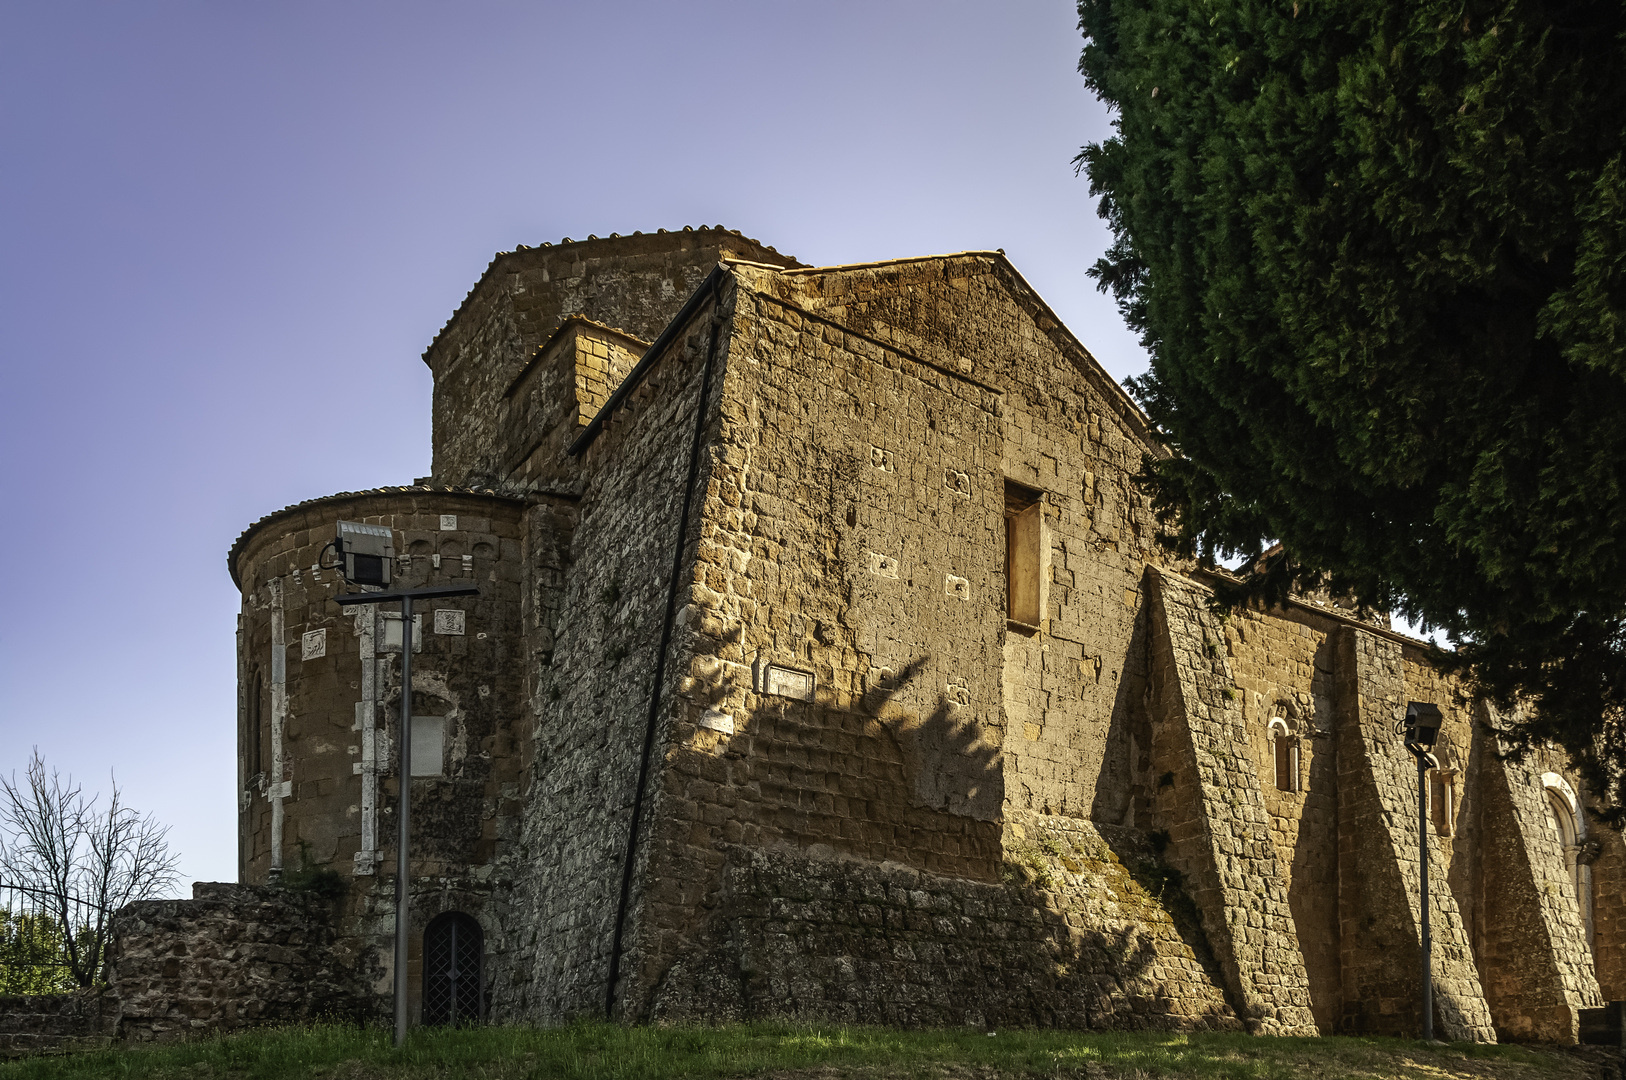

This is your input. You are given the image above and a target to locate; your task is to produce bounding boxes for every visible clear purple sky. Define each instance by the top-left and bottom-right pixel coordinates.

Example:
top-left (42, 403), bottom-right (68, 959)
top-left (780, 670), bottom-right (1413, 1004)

top-left (0, 2), bottom-right (1142, 889)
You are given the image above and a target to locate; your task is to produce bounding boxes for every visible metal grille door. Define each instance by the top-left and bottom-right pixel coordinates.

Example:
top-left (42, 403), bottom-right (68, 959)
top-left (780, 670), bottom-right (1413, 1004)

top-left (422, 912), bottom-right (483, 1025)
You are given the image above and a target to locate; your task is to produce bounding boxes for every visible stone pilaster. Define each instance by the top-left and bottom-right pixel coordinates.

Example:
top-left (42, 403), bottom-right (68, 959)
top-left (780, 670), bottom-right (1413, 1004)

top-left (1334, 628), bottom-right (1495, 1041)
top-left (1145, 569), bottom-right (1319, 1035)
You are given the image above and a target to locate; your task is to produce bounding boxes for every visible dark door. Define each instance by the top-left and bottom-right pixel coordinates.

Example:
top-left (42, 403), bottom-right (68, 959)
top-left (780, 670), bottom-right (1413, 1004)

top-left (422, 912), bottom-right (483, 1025)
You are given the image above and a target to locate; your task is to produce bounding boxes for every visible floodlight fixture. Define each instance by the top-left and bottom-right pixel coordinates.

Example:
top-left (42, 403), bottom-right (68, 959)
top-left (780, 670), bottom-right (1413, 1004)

top-left (1404, 701), bottom-right (1444, 748)
top-left (335, 520), bottom-right (394, 587)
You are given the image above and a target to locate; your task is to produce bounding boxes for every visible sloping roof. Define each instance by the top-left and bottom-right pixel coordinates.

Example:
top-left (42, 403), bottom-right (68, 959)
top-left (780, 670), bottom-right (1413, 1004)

top-left (422, 226), bottom-right (801, 363)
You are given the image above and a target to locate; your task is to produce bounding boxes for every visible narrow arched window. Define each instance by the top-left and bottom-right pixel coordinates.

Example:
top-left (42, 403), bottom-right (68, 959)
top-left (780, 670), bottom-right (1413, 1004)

top-left (1268, 717), bottom-right (1300, 793)
top-left (423, 912), bottom-right (483, 1026)
top-left (248, 670), bottom-right (265, 783)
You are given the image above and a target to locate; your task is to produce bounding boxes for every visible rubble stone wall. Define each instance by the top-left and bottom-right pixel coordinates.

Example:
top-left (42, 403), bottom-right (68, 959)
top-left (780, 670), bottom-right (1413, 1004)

top-left (1218, 603), bottom-right (1342, 1030)
top-left (649, 819), bottom-right (1239, 1031)
top-left (752, 257), bottom-right (1163, 828)
top-left (490, 280), bottom-right (734, 1024)
top-left (0, 990), bottom-right (115, 1059)
top-left (107, 883), bottom-right (369, 1043)
top-left (1479, 745), bottom-right (1602, 1041)
top-left (425, 228), bottom-right (799, 484)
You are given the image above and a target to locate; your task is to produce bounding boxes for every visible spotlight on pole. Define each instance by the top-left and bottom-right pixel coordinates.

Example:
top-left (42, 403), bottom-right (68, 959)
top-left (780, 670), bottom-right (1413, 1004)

top-left (1399, 700), bottom-right (1443, 1042)
top-left (330, 521), bottom-right (477, 1048)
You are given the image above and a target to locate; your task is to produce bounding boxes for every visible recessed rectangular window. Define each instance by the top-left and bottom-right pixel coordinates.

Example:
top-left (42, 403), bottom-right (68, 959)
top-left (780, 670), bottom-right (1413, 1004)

top-left (411, 716), bottom-right (445, 777)
top-left (1005, 481), bottom-right (1043, 629)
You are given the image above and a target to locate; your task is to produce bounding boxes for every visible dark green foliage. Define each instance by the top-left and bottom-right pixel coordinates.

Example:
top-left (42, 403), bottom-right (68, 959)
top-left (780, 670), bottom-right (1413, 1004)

top-left (1078, 0), bottom-right (1626, 813)
top-left (0, 910), bottom-right (76, 995)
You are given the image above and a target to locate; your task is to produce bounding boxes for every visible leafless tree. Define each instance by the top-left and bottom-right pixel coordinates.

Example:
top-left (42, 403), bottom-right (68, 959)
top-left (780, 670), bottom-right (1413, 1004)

top-left (0, 750), bottom-right (180, 986)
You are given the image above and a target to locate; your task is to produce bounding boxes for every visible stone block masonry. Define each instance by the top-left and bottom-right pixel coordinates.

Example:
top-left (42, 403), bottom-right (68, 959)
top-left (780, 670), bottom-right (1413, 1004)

top-left (2, 228), bottom-right (1586, 1054)
top-left (1479, 730), bottom-right (1602, 1041)
top-left (1334, 629), bottom-right (1495, 1041)
top-left (649, 817), bottom-right (1240, 1031)
top-left (1144, 569), bottom-right (1318, 1036)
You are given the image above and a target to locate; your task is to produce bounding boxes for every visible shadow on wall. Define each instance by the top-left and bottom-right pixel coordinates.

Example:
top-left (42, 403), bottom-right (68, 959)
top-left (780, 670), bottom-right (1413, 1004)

top-left (647, 825), bottom-right (1242, 1031)
top-left (1289, 635), bottom-right (1343, 1033)
top-left (1092, 608), bottom-right (1150, 824)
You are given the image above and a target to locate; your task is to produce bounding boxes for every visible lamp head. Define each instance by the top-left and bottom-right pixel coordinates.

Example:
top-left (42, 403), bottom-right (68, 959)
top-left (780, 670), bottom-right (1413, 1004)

top-left (1403, 701), bottom-right (1443, 748)
top-left (335, 520), bottom-right (394, 587)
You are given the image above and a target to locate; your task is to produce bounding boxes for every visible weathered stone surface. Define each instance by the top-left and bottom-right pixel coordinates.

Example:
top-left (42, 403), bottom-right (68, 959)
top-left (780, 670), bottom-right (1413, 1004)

top-left (0, 990), bottom-right (115, 1059)
top-left (651, 819), bottom-right (1239, 1031)
top-left (1479, 731), bottom-right (1602, 1042)
top-left (107, 883), bottom-right (370, 1042)
top-left (1145, 569), bottom-right (1318, 1036)
top-left (9, 231), bottom-right (1599, 1055)
top-left (1335, 629), bottom-right (1496, 1041)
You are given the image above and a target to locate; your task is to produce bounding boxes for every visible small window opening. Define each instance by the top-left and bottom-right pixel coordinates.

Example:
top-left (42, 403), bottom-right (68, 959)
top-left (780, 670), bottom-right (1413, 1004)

top-left (411, 716), bottom-right (446, 777)
top-left (248, 671), bottom-right (265, 783)
top-left (423, 911), bottom-right (483, 1025)
top-left (1005, 481), bottom-right (1043, 629)
top-left (1269, 717), bottom-right (1300, 793)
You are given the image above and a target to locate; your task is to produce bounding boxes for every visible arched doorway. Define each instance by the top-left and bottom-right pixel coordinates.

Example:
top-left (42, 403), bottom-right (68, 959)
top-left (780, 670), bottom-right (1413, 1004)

top-left (422, 912), bottom-right (483, 1025)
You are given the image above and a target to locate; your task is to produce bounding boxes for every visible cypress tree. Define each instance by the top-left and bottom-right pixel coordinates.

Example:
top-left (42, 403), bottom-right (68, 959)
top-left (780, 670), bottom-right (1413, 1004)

top-left (1077, 0), bottom-right (1626, 809)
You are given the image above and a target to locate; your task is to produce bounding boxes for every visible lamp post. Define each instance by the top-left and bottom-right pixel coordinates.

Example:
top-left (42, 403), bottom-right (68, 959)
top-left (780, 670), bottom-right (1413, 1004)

top-left (1401, 700), bottom-right (1444, 1042)
top-left (327, 521), bottom-right (477, 1047)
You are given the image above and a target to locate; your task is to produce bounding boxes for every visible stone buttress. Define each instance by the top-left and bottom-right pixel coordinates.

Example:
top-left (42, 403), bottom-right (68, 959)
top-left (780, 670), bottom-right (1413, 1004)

top-left (1478, 718), bottom-right (1602, 1041)
top-left (1144, 568), bottom-right (1318, 1035)
top-left (1335, 628), bottom-right (1496, 1040)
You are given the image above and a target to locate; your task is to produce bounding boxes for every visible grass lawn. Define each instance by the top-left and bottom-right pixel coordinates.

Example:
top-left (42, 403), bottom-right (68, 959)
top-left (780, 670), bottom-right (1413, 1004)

top-left (0, 1022), bottom-right (1615, 1080)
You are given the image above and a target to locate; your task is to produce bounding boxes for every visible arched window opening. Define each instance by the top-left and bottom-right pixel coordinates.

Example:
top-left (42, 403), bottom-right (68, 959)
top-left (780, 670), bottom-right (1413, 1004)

top-left (423, 912), bottom-right (483, 1026)
top-left (248, 670), bottom-right (265, 784)
top-left (1541, 772), bottom-right (1595, 959)
top-left (1268, 717), bottom-right (1300, 793)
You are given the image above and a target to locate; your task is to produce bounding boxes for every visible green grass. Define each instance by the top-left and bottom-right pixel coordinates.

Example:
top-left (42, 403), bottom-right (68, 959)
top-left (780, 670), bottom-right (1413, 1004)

top-left (0, 1021), bottom-right (1600, 1080)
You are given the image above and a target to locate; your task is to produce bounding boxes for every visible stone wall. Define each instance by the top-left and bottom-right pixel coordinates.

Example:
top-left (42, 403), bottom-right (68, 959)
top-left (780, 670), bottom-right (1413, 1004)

top-left (1144, 569), bottom-right (1318, 1036)
top-left (1594, 820), bottom-right (1626, 1001)
top-left (1479, 740), bottom-right (1602, 1041)
top-left (424, 228), bottom-right (800, 485)
top-left (1334, 628), bottom-right (1495, 1041)
top-left (745, 257), bottom-right (1162, 829)
top-left (490, 277), bottom-right (735, 1024)
top-left (649, 818), bottom-right (1239, 1031)
top-left (1219, 601), bottom-right (1342, 1030)
top-left (0, 990), bottom-right (115, 1059)
top-left (107, 883), bottom-right (370, 1043)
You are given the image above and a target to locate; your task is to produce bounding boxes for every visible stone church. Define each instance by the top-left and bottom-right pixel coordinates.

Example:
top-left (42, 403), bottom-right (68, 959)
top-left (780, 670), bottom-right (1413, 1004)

top-left (174, 226), bottom-right (1622, 1042)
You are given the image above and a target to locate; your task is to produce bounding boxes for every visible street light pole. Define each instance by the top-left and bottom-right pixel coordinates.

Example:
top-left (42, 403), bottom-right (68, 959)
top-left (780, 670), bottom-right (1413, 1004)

top-left (1400, 700), bottom-right (1443, 1043)
top-left (333, 582), bottom-right (478, 1047)
top-left (1418, 747), bottom-right (1432, 1043)
top-left (395, 593), bottom-right (412, 1049)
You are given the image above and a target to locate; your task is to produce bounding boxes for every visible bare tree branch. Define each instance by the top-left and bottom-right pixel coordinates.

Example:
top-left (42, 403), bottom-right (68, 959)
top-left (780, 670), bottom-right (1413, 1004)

top-left (0, 750), bottom-right (180, 986)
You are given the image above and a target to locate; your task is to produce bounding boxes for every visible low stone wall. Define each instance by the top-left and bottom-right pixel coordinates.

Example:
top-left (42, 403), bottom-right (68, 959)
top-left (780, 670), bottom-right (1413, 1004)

top-left (0, 989), bottom-right (116, 1059)
top-left (107, 882), bottom-right (371, 1043)
top-left (648, 820), bottom-right (1241, 1031)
